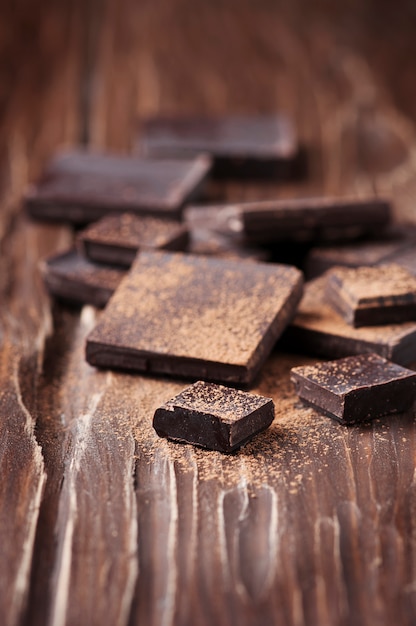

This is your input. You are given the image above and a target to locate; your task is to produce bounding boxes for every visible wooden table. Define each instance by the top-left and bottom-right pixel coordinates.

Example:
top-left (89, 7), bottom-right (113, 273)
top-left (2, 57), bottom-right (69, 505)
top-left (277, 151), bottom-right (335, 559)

top-left (3, 1), bottom-right (416, 624)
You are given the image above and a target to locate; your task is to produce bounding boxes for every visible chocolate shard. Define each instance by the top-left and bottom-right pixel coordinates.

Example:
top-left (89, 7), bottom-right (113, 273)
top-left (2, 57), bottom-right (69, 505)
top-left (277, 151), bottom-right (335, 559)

top-left (78, 212), bottom-right (189, 267)
top-left (325, 264), bottom-right (416, 327)
top-left (153, 380), bottom-right (275, 452)
top-left (86, 251), bottom-right (304, 385)
top-left (291, 353), bottom-right (416, 424)
top-left (283, 276), bottom-right (416, 365)
top-left (40, 248), bottom-right (125, 308)
top-left (25, 151), bottom-right (211, 223)
top-left (139, 114), bottom-right (301, 179)
top-left (214, 196), bottom-right (391, 244)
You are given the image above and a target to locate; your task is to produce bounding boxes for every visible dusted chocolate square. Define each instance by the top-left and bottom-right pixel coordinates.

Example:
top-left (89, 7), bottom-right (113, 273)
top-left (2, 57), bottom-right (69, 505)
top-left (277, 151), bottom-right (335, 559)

top-left (86, 251), bottom-right (303, 385)
top-left (25, 151), bottom-right (211, 223)
top-left (153, 380), bottom-right (274, 452)
top-left (139, 115), bottom-right (299, 179)
top-left (291, 353), bottom-right (416, 424)
top-left (284, 277), bottom-right (416, 365)
top-left (215, 196), bottom-right (391, 244)
top-left (41, 249), bottom-right (125, 308)
top-left (325, 264), bottom-right (416, 327)
top-left (78, 213), bottom-right (189, 267)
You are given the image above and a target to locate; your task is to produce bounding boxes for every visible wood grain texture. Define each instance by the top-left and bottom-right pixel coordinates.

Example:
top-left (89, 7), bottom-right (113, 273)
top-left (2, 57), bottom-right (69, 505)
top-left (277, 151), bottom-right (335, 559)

top-left (2, 1), bottom-right (416, 625)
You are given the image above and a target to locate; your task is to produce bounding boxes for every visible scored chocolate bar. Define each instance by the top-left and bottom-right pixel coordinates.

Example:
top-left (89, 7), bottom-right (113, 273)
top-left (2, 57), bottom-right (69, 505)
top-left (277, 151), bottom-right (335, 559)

top-left (78, 213), bottom-right (189, 267)
top-left (213, 196), bottom-right (391, 243)
top-left (291, 353), bottom-right (416, 424)
top-left (25, 151), bottom-right (211, 223)
top-left (41, 249), bottom-right (125, 308)
top-left (153, 380), bottom-right (274, 452)
top-left (283, 276), bottom-right (416, 365)
top-left (86, 251), bottom-right (303, 385)
top-left (139, 114), bottom-right (300, 179)
top-left (325, 264), bottom-right (416, 327)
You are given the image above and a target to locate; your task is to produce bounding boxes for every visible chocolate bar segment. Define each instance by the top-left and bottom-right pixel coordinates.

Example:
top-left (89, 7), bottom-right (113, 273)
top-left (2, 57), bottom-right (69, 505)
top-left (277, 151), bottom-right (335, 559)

top-left (25, 151), bottom-right (211, 223)
top-left (291, 353), bottom-right (416, 424)
top-left (41, 249), bottom-right (125, 308)
top-left (215, 196), bottom-right (391, 244)
top-left (153, 380), bottom-right (274, 452)
top-left (283, 277), bottom-right (416, 365)
top-left (139, 115), bottom-right (300, 179)
top-left (78, 213), bottom-right (189, 267)
top-left (325, 264), bottom-right (416, 327)
top-left (86, 251), bottom-right (303, 385)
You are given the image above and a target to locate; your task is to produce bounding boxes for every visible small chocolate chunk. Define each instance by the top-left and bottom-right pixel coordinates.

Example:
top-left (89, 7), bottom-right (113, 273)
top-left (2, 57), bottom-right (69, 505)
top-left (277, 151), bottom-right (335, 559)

top-left (139, 115), bottom-right (300, 179)
top-left (41, 249), bottom-right (125, 307)
top-left (325, 264), bottom-right (416, 327)
top-left (283, 277), bottom-right (416, 365)
top-left (78, 213), bottom-right (189, 267)
top-left (214, 196), bottom-right (391, 244)
top-left (291, 353), bottom-right (416, 424)
top-left (153, 380), bottom-right (274, 452)
top-left (25, 151), bottom-right (211, 223)
top-left (86, 251), bottom-right (303, 385)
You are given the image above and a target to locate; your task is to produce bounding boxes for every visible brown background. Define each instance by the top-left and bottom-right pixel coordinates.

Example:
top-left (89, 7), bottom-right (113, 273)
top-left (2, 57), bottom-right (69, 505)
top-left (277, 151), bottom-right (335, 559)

top-left (2, 1), bottom-right (416, 625)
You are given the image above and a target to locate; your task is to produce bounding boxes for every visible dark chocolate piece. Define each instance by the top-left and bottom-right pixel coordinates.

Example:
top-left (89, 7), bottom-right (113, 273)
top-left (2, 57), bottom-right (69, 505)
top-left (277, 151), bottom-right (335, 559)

top-left (41, 249), bottom-right (125, 308)
top-left (283, 276), bottom-right (416, 365)
top-left (139, 115), bottom-right (300, 179)
top-left (86, 251), bottom-right (303, 385)
top-left (153, 380), bottom-right (274, 452)
top-left (215, 196), bottom-right (391, 244)
top-left (78, 213), bottom-right (189, 267)
top-left (305, 225), bottom-right (416, 279)
top-left (325, 264), bottom-right (416, 327)
top-left (291, 353), bottom-right (416, 424)
top-left (25, 151), bottom-right (211, 223)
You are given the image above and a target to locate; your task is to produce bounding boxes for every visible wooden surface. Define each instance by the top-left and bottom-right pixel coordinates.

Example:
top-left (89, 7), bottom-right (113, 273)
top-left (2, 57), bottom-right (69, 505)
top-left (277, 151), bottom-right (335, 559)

top-left (3, 1), bottom-right (416, 625)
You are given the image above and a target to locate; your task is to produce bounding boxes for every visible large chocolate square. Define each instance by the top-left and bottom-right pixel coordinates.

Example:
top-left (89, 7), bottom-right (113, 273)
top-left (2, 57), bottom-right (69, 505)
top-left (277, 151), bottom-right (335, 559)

top-left (25, 151), bottom-right (211, 223)
top-left (284, 276), bottom-right (416, 365)
top-left (291, 353), bottom-right (416, 424)
top-left (153, 380), bottom-right (274, 452)
top-left (86, 251), bottom-right (303, 384)
top-left (139, 115), bottom-right (299, 179)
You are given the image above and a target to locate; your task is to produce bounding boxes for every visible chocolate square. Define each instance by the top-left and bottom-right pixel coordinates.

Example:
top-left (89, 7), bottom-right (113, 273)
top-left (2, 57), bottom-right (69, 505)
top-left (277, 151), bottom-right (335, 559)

top-left (25, 151), bottom-right (211, 223)
top-left (325, 264), bottom-right (416, 327)
top-left (284, 277), bottom-right (416, 365)
top-left (86, 251), bottom-right (303, 385)
top-left (291, 353), bottom-right (416, 424)
top-left (153, 380), bottom-right (274, 452)
top-left (215, 196), bottom-right (391, 244)
top-left (41, 249), bottom-right (125, 308)
top-left (139, 115), bottom-right (299, 179)
top-left (78, 213), bottom-right (189, 267)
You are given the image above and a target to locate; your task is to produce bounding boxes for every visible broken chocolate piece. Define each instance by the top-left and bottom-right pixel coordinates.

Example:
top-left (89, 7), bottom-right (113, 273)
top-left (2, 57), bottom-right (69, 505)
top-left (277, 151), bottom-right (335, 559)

top-left (25, 151), bottom-right (211, 223)
top-left (283, 276), bottom-right (416, 365)
top-left (153, 380), bottom-right (274, 452)
top-left (41, 249), bottom-right (125, 308)
top-left (304, 227), bottom-right (416, 279)
top-left (325, 264), bottom-right (416, 327)
top-left (139, 115), bottom-right (300, 179)
top-left (215, 196), bottom-right (391, 244)
top-left (86, 251), bottom-right (303, 385)
top-left (291, 353), bottom-right (416, 424)
top-left (78, 213), bottom-right (189, 267)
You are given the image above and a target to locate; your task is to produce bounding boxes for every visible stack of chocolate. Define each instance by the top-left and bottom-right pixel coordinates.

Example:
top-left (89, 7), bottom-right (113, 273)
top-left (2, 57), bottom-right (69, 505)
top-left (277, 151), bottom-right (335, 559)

top-left (26, 114), bottom-right (416, 451)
